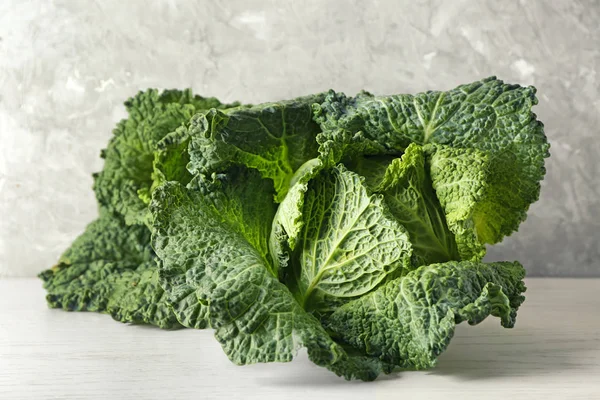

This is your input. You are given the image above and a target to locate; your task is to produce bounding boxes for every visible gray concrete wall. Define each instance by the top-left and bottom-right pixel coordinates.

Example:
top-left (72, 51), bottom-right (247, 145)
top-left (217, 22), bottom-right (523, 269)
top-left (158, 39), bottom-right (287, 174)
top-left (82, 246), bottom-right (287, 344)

top-left (1, 0), bottom-right (598, 277)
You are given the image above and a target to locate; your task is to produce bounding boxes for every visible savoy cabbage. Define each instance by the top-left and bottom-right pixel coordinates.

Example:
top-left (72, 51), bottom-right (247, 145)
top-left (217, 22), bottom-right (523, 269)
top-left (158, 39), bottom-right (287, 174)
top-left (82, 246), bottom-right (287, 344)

top-left (40, 77), bottom-right (550, 380)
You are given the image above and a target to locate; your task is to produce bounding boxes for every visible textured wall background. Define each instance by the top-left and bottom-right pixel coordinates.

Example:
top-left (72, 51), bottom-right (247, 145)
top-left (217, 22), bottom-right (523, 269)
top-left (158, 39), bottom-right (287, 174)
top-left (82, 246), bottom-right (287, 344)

top-left (0, 0), bottom-right (598, 277)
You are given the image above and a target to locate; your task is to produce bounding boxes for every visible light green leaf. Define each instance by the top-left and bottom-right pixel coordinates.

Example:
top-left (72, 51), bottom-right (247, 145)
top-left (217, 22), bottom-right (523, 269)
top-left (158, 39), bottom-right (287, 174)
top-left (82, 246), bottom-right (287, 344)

top-left (274, 164), bottom-right (413, 314)
top-left (324, 260), bottom-right (526, 369)
top-left (348, 143), bottom-right (460, 265)
top-left (187, 94), bottom-right (326, 201)
top-left (269, 158), bottom-right (324, 271)
top-left (39, 210), bottom-right (180, 329)
top-left (314, 77), bottom-right (549, 242)
top-left (423, 144), bottom-right (491, 260)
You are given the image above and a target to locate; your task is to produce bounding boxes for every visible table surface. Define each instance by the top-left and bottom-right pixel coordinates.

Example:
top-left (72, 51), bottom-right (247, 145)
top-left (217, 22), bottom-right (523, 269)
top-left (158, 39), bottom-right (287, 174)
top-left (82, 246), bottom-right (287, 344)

top-left (1, 278), bottom-right (599, 400)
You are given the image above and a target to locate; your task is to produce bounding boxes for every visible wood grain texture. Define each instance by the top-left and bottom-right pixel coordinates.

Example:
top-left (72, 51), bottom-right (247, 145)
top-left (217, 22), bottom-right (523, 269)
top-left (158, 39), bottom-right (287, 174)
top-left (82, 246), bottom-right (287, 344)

top-left (0, 278), bottom-right (599, 399)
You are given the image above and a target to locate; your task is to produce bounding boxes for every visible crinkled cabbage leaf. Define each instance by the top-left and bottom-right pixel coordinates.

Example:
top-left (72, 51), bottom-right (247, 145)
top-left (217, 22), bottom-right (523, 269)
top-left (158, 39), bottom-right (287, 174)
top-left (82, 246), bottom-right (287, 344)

top-left (94, 89), bottom-right (239, 225)
top-left (271, 163), bottom-right (413, 314)
top-left (346, 143), bottom-right (461, 265)
top-left (325, 260), bottom-right (526, 369)
top-left (39, 210), bottom-right (180, 329)
top-left (187, 94), bottom-right (326, 201)
top-left (314, 76), bottom-right (550, 245)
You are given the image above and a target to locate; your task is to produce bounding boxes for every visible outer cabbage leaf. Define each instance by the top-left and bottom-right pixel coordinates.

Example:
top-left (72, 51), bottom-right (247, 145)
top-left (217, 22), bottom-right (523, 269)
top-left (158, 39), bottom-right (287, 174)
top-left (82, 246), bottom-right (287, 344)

top-left (151, 170), bottom-right (393, 380)
top-left (187, 94), bottom-right (326, 202)
top-left (94, 89), bottom-right (238, 225)
top-left (38, 210), bottom-right (180, 329)
top-left (324, 260), bottom-right (526, 369)
top-left (151, 167), bottom-right (277, 329)
top-left (348, 143), bottom-right (460, 265)
top-left (314, 77), bottom-right (549, 243)
top-left (273, 164), bottom-right (413, 314)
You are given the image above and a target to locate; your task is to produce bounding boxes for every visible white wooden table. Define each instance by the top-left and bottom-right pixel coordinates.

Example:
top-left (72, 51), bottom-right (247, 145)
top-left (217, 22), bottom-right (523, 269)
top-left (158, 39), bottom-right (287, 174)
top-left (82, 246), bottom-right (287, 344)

top-left (1, 278), bottom-right (598, 400)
